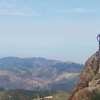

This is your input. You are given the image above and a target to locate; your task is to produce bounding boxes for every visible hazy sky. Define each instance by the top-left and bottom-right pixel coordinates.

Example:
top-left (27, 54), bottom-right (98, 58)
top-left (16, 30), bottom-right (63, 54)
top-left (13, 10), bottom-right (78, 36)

top-left (0, 0), bottom-right (99, 63)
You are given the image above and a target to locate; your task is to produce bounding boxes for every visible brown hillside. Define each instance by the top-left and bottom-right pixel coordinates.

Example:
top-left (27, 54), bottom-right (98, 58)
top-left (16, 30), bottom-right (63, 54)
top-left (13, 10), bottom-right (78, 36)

top-left (68, 51), bottom-right (100, 100)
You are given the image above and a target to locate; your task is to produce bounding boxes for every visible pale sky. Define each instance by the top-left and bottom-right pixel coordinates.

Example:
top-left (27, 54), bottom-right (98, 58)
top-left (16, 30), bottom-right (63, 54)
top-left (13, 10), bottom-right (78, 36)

top-left (0, 0), bottom-right (99, 63)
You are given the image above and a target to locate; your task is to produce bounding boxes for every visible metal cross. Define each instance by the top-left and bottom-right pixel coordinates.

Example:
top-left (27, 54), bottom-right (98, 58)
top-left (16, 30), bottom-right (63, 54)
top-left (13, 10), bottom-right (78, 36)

top-left (97, 34), bottom-right (100, 51)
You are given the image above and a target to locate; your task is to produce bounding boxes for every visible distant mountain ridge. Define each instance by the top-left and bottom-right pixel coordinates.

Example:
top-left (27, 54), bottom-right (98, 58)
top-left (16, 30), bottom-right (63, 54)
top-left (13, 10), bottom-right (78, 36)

top-left (0, 57), bottom-right (83, 91)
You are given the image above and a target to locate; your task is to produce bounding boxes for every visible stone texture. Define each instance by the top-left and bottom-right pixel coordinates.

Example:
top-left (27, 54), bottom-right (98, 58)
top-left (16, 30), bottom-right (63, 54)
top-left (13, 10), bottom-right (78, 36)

top-left (68, 51), bottom-right (100, 100)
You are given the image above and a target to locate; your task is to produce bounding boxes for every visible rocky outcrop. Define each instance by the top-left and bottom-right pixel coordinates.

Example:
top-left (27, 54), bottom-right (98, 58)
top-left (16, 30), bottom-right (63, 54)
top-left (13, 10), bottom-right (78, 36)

top-left (68, 51), bottom-right (100, 100)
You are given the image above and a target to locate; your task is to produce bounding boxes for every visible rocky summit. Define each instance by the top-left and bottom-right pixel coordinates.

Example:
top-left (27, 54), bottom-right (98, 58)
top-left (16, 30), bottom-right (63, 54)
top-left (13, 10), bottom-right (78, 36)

top-left (68, 51), bottom-right (100, 100)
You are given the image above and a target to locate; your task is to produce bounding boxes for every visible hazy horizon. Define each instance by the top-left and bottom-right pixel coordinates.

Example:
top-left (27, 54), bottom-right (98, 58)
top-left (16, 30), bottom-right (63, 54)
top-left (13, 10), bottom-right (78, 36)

top-left (0, 0), bottom-right (99, 63)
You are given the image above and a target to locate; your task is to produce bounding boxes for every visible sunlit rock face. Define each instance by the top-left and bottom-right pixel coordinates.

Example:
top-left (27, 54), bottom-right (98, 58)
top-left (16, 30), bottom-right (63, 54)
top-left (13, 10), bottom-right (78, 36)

top-left (69, 51), bottom-right (100, 100)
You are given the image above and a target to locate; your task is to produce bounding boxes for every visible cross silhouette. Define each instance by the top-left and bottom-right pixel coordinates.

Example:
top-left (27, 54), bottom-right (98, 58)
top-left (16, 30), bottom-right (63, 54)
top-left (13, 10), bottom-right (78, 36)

top-left (97, 34), bottom-right (100, 51)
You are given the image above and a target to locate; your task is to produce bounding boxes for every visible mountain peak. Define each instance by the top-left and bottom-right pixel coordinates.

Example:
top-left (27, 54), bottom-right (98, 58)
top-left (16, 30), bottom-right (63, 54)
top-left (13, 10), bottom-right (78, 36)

top-left (68, 51), bottom-right (100, 100)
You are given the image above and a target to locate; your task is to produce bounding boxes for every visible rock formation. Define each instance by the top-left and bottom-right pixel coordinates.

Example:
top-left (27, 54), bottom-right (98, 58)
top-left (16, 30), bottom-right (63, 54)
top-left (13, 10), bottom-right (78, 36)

top-left (68, 51), bottom-right (100, 100)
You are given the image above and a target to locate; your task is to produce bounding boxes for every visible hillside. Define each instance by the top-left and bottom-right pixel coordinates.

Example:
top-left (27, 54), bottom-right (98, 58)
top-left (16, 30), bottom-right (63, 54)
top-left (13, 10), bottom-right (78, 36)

top-left (52, 91), bottom-right (70, 100)
top-left (0, 57), bottom-right (83, 91)
top-left (0, 89), bottom-right (70, 100)
top-left (68, 51), bottom-right (100, 100)
top-left (0, 89), bottom-right (53, 100)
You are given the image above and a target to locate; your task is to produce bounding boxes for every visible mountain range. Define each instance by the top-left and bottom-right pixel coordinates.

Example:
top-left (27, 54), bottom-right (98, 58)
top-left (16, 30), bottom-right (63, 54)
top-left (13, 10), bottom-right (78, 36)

top-left (0, 57), bottom-right (83, 91)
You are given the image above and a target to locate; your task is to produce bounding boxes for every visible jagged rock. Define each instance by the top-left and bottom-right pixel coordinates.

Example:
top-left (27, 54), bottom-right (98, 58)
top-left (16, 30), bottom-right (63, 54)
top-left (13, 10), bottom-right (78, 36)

top-left (68, 51), bottom-right (100, 100)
